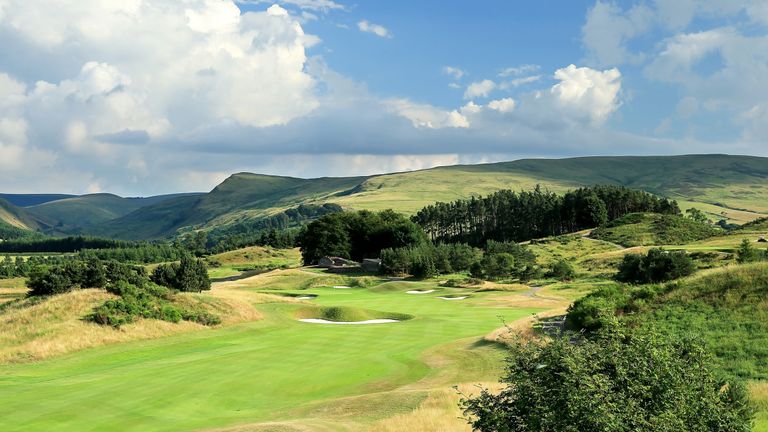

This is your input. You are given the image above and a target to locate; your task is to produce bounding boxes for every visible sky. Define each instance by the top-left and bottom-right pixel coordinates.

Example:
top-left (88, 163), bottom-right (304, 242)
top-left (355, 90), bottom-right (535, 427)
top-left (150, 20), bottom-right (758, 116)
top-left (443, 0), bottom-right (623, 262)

top-left (0, 0), bottom-right (766, 195)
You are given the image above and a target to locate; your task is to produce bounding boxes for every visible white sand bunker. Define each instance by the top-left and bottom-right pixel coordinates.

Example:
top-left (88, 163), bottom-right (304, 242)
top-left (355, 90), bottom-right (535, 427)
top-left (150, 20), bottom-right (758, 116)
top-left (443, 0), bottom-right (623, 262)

top-left (298, 319), bottom-right (400, 325)
top-left (332, 285), bottom-right (352, 289)
top-left (296, 296), bottom-right (316, 300)
top-left (438, 296), bottom-right (468, 300)
top-left (406, 290), bottom-right (435, 294)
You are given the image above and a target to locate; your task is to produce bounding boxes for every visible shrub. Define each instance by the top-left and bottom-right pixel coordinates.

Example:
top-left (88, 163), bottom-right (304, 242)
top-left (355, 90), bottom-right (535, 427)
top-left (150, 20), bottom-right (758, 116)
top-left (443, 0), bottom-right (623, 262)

top-left (462, 324), bottom-right (754, 432)
top-left (736, 239), bottom-right (767, 264)
top-left (616, 248), bottom-right (695, 284)
top-left (547, 259), bottom-right (575, 281)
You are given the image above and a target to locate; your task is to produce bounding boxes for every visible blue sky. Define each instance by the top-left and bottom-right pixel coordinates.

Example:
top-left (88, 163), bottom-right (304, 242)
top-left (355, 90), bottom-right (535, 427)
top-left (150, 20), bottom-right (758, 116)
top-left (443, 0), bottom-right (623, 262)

top-left (0, 0), bottom-right (766, 194)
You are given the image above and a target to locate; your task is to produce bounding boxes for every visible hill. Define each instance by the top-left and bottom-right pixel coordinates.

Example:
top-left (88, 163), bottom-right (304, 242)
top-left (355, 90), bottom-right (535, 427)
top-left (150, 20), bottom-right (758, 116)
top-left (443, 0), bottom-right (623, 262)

top-left (0, 194), bottom-right (76, 207)
top-left (33, 154), bottom-right (768, 239)
top-left (0, 197), bottom-right (39, 231)
top-left (25, 193), bottom-right (202, 232)
top-left (589, 213), bottom-right (722, 247)
top-left (87, 174), bottom-right (364, 239)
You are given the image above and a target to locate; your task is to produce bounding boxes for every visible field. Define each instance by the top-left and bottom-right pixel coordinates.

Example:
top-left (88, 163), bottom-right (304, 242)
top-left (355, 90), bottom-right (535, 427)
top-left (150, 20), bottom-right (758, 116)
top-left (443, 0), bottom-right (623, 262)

top-left (0, 268), bottom-right (566, 431)
top-left (206, 246), bottom-right (302, 280)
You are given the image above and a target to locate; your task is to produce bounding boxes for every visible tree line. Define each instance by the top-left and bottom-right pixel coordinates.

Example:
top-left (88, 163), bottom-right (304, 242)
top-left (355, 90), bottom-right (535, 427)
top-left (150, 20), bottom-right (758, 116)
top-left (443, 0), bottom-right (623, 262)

top-left (412, 185), bottom-right (680, 246)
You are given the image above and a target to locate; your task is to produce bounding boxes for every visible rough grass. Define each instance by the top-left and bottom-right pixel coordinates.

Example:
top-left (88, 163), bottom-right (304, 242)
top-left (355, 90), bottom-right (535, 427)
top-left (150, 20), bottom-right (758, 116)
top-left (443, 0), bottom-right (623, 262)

top-left (528, 234), bottom-right (622, 277)
top-left (207, 247), bottom-right (302, 279)
top-left (368, 383), bottom-right (502, 432)
top-left (590, 213), bottom-right (721, 247)
top-left (0, 285), bottom-right (270, 364)
top-left (752, 381), bottom-right (768, 432)
top-left (626, 263), bottom-right (768, 380)
top-left (0, 278), bottom-right (26, 305)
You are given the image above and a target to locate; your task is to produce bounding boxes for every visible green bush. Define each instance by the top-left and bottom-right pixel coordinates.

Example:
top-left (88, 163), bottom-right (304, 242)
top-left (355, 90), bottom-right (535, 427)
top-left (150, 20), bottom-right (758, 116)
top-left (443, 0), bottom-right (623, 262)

top-left (462, 324), bottom-right (754, 432)
top-left (616, 248), bottom-right (695, 284)
top-left (547, 259), bottom-right (576, 281)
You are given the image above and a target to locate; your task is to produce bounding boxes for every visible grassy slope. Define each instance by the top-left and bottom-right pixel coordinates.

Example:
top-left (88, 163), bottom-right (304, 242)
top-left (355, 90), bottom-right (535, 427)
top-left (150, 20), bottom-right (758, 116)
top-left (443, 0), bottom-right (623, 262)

top-left (0, 271), bottom-right (550, 431)
top-left (88, 174), bottom-right (364, 239)
top-left (206, 246), bottom-right (302, 279)
top-left (335, 154), bottom-right (768, 217)
top-left (82, 155), bottom-right (768, 240)
top-left (589, 212), bottom-right (722, 247)
top-left (0, 197), bottom-right (38, 230)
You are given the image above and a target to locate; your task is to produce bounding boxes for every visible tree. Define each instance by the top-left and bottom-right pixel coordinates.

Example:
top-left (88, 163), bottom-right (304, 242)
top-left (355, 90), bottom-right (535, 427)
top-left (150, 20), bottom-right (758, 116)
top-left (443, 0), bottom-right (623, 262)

top-left (686, 207), bottom-right (709, 224)
top-left (151, 255), bottom-right (211, 292)
top-left (736, 239), bottom-right (765, 264)
top-left (462, 324), bottom-right (754, 432)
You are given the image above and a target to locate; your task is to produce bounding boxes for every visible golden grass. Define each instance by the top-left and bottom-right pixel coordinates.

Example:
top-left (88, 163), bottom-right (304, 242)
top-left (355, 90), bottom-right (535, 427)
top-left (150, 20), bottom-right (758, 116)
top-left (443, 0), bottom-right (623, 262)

top-left (0, 285), bottom-right (279, 364)
top-left (0, 277), bottom-right (26, 304)
top-left (368, 383), bottom-right (503, 432)
top-left (484, 307), bottom-right (569, 343)
top-left (751, 381), bottom-right (768, 432)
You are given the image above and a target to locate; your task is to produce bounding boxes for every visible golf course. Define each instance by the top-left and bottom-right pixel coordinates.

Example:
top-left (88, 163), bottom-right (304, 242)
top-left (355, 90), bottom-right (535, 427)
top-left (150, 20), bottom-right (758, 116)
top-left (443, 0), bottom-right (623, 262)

top-left (0, 268), bottom-right (557, 431)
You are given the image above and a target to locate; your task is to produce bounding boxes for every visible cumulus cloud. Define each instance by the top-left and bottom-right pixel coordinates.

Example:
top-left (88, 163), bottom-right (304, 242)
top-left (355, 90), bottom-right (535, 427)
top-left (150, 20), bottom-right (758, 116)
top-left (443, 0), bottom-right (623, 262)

top-left (358, 20), bottom-right (391, 38)
top-left (551, 65), bottom-right (622, 125)
top-left (0, 0), bottom-right (319, 192)
top-left (464, 79), bottom-right (497, 99)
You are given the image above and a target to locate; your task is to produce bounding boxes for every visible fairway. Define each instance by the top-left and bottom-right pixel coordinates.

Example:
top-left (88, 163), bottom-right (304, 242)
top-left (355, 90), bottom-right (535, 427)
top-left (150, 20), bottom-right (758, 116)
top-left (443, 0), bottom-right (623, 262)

top-left (0, 275), bottom-right (546, 431)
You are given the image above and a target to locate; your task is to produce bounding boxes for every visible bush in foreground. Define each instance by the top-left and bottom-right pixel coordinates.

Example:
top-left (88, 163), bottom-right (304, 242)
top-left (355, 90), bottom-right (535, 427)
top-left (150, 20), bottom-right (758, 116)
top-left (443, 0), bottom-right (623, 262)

top-left (462, 324), bottom-right (754, 432)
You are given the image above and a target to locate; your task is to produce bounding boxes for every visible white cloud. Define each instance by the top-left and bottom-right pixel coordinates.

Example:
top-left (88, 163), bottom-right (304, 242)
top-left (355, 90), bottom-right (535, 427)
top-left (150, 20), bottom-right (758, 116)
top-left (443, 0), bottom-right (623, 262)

top-left (241, 0), bottom-right (345, 11)
top-left (358, 20), bottom-right (391, 38)
top-left (551, 64), bottom-right (622, 124)
top-left (582, 1), bottom-right (654, 66)
top-left (487, 98), bottom-right (516, 113)
top-left (0, 0), bottom-right (319, 192)
top-left (499, 64), bottom-right (540, 77)
top-left (442, 66), bottom-right (465, 80)
top-left (386, 99), bottom-right (469, 129)
top-left (500, 75), bottom-right (541, 89)
top-left (464, 79), bottom-right (497, 99)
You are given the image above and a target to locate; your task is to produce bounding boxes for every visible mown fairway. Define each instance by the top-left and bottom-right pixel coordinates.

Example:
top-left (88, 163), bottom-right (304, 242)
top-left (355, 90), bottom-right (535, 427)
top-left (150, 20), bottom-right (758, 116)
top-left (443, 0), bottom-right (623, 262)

top-left (0, 275), bottom-right (544, 431)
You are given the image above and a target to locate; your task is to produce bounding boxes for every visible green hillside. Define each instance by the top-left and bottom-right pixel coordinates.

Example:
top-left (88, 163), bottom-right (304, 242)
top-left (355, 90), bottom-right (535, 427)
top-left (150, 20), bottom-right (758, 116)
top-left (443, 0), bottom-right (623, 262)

top-left (589, 213), bottom-right (722, 247)
top-left (0, 197), bottom-right (39, 231)
top-left (26, 193), bottom-right (202, 232)
top-left (87, 174), bottom-right (364, 239)
top-left (75, 155), bottom-right (768, 240)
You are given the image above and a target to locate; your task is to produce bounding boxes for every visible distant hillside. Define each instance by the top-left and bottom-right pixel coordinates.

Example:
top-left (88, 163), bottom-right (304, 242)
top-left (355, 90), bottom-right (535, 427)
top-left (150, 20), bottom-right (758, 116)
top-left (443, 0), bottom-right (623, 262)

top-left (0, 194), bottom-right (76, 207)
top-left (86, 175), bottom-right (363, 239)
top-left (0, 198), bottom-right (39, 231)
top-left (49, 155), bottom-right (768, 240)
top-left (26, 193), bottom-right (203, 232)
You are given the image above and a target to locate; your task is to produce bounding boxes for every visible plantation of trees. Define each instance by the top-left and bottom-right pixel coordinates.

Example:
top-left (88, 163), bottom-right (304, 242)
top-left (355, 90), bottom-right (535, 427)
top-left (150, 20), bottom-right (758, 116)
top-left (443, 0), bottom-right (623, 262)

top-left (412, 185), bottom-right (679, 245)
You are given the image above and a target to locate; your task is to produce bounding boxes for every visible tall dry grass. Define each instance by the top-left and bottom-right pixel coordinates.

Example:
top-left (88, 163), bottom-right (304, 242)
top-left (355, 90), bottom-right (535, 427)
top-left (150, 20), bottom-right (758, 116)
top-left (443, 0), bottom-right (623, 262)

top-left (368, 383), bottom-right (503, 432)
top-left (0, 286), bottom-right (273, 364)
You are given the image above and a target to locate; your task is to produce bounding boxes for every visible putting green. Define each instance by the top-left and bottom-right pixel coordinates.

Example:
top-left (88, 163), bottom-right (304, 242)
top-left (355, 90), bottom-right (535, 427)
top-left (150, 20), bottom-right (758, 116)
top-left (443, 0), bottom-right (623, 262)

top-left (0, 279), bottom-right (544, 431)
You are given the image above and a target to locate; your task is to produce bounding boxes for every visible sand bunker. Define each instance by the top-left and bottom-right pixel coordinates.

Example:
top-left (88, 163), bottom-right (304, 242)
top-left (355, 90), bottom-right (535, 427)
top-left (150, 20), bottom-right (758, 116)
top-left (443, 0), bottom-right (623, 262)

top-left (406, 290), bottom-right (435, 294)
top-left (438, 296), bottom-right (468, 300)
top-left (332, 285), bottom-right (352, 289)
top-left (296, 295), bottom-right (317, 300)
top-left (298, 318), bottom-right (400, 325)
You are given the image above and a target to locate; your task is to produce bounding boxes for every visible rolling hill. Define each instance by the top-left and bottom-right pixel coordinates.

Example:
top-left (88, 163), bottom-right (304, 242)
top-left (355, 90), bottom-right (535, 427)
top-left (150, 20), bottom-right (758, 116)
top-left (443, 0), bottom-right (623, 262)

top-left (25, 193), bottom-right (203, 232)
top-left (0, 194), bottom-right (76, 207)
top-left (81, 154), bottom-right (768, 240)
